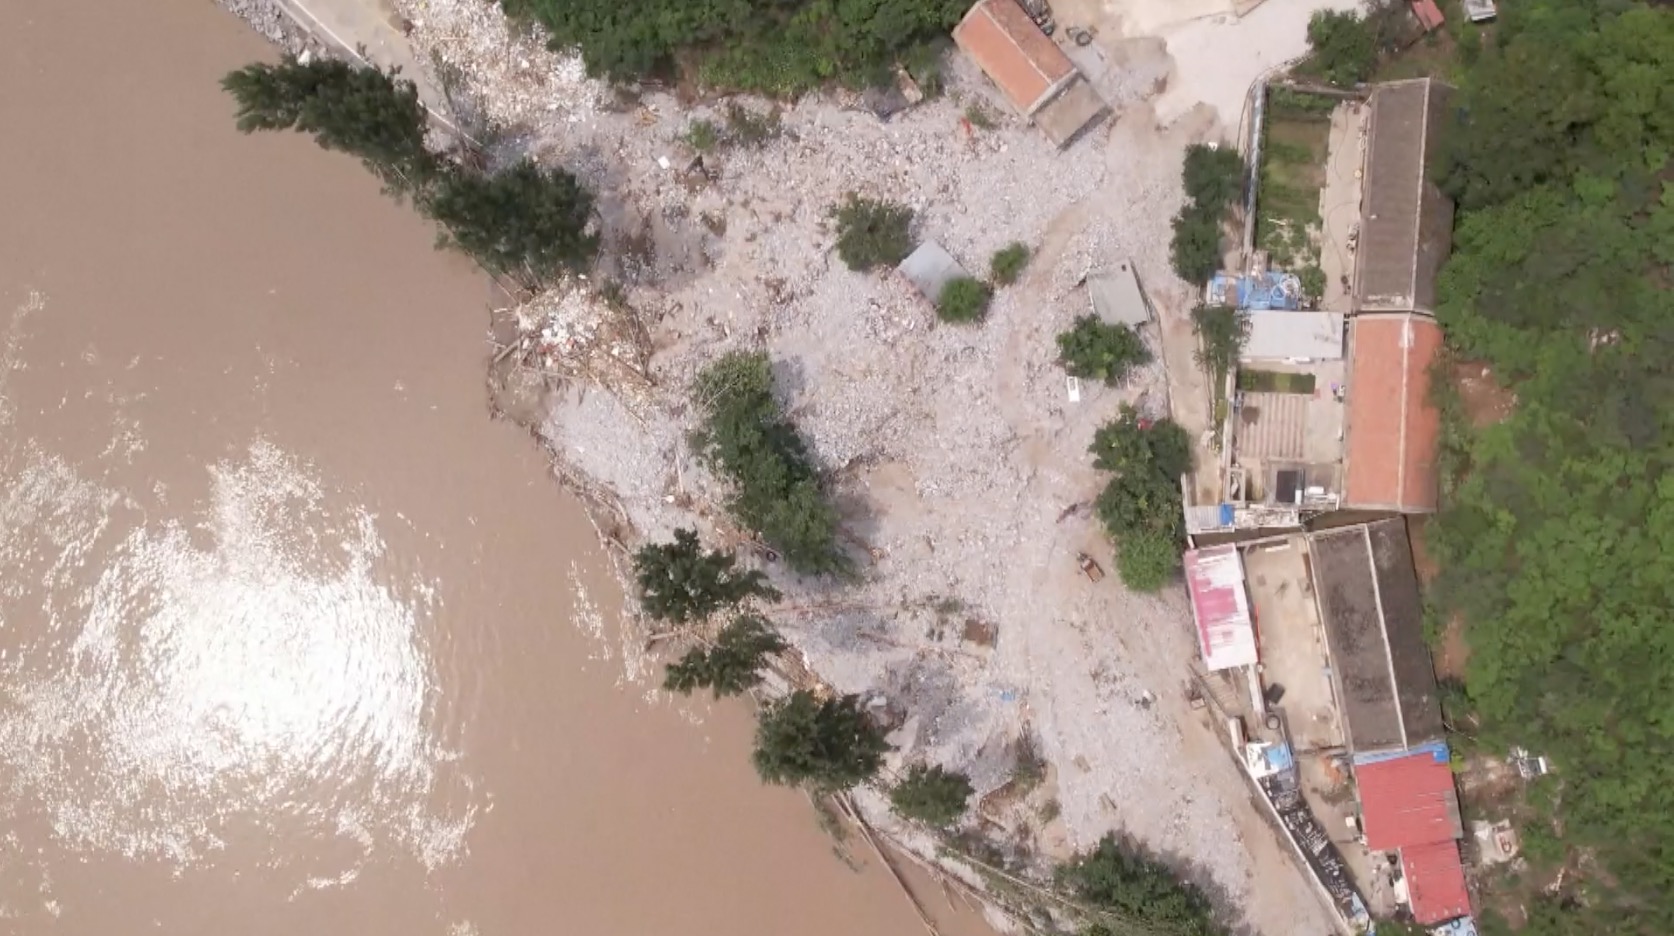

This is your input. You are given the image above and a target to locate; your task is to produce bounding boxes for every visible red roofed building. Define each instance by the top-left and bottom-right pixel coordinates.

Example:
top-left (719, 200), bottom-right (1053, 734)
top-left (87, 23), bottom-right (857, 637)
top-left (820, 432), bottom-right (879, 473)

top-left (1183, 545), bottom-right (1258, 671)
top-left (1354, 744), bottom-right (1472, 925)
top-left (1402, 840), bottom-right (1473, 924)
top-left (1356, 746), bottom-right (1464, 850)
top-left (952, 0), bottom-right (1110, 147)
top-left (1344, 313), bottom-right (1444, 512)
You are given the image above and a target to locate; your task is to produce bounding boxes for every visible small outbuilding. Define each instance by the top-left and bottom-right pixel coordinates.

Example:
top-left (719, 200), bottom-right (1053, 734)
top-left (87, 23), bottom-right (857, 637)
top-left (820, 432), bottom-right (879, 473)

top-left (897, 241), bottom-right (968, 304)
top-left (1183, 545), bottom-right (1259, 671)
top-left (1085, 262), bottom-right (1153, 327)
top-left (953, 0), bottom-right (1109, 147)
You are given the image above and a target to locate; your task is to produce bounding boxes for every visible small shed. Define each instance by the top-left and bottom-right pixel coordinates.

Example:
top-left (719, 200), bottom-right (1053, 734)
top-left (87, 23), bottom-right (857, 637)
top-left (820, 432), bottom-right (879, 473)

top-left (1410, 0), bottom-right (1445, 32)
top-left (897, 241), bottom-right (967, 304)
top-left (1241, 311), bottom-right (1344, 362)
top-left (1086, 262), bottom-right (1152, 327)
top-left (1183, 545), bottom-right (1259, 671)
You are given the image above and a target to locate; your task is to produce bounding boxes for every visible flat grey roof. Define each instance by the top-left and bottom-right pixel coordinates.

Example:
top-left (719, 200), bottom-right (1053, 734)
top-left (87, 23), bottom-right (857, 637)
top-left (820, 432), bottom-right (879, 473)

top-left (1087, 261), bottom-right (1151, 327)
top-left (1241, 311), bottom-right (1344, 361)
top-left (897, 241), bottom-right (967, 303)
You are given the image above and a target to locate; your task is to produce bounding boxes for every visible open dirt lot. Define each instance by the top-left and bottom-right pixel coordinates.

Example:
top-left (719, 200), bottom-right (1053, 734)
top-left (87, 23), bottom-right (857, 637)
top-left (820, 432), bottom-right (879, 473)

top-left (231, 0), bottom-right (1361, 931)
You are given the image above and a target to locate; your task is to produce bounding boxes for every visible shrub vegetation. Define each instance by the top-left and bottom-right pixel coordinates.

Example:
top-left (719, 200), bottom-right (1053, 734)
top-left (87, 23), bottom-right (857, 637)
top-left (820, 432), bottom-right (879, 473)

top-left (1088, 406), bottom-right (1190, 591)
top-left (1056, 315), bottom-right (1150, 385)
top-left (989, 242), bottom-right (1031, 285)
top-left (691, 351), bottom-right (848, 576)
top-left (1191, 304), bottom-right (1248, 393)
top-left (427, 161), bottom-right (598, 285)
top-left (632, 528), bottom-right (780, 624)
top-left (1061, 835), bottom-right (1226, 935)
top-left (936, 276), bottom-right (991, 324)
top-left (752, 690), bottom-right (889, 790)
top-left (663, 613), bottom-right (788, 698)
top-left (833, 194), bottom-right (914, 272)
top-left (889, 764), bottom-right (973, 827)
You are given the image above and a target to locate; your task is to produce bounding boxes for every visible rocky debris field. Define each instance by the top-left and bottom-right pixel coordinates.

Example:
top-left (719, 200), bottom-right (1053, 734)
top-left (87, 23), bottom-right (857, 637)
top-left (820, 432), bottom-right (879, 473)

top-left (242, 0), bottom-right (1344, 931)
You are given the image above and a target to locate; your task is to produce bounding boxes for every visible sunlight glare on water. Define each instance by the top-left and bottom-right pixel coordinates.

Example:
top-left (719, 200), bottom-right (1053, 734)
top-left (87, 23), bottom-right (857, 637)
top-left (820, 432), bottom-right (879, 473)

top-left (0, 430), bottom-right (472, 873)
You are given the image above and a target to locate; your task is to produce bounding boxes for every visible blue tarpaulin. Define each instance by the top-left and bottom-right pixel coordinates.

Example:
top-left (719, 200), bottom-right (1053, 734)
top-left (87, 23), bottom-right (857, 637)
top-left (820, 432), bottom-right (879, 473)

top-left (1205, 271), bottom-right (1304, 310)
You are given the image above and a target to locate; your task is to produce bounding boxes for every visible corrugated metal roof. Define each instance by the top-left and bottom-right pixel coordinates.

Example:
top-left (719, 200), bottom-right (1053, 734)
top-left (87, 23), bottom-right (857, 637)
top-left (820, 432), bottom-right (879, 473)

top-left (1402, 840), bottom-right (1472, 924)
top-left (1355, 744), bottom-right (1463, 850)
top-left (897, 241), bottom-right (967, 303)
top-left (1087, 262), bottom-right (1151, 327)
top-left (1344, 314), bottom-right (1442, 512)
top-left (952, 0), bottom-right (1076, 115)
top-left (1241, 311), bottom-right (1343, 361)
top-left (1183, 545), bottom-right (1258, 671)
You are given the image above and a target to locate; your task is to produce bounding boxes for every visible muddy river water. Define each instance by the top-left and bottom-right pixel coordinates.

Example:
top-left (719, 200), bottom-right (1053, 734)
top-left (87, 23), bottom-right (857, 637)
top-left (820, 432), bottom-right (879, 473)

top-left (0, 4), bottom-right (993, 934)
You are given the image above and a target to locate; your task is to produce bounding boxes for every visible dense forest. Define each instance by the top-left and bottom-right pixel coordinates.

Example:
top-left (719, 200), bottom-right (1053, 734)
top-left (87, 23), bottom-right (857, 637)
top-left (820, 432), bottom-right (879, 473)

top-left (500, 0), bottom-right (966, 93)
top-left (1425, 0), bottom-right (1673, 931)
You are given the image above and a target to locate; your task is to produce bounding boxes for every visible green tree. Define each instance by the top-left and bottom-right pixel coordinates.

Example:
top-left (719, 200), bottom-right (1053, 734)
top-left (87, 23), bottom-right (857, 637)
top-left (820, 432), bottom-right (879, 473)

top-left (691, 351), bottom-right (848, 575)
top-left (221, 57), bottom-right (435, 194)
top-left (1191, 304), bottom-right (1249, 390)
top-left (1090, 406), bottom-right (1192, 480)
top-left (1422, 2), bottom-right (1674, 931)
top-left (1115, 530), bottom-right (1181, 592)
top-left (752, 690), bottom-right (890, 790)
top-left (936, 276), bottom-right (991, 323)
top-left (1302, 9), bottom-right (1378, 87)
top-left (501, 0), bottom-right (969, 95)
top-left (832, 194), bottom-right (914, 272)
top-left (1060, 835), bottom-right (1225, 936)
top-left (1168, 209), bottom-right (1224, 284)
top-left (633, 528), bottom-right (780, 624)
top-left (889, 764), bottom-right (973, 827)
top-left (663, 613), bottom-right (788, 697)
top-left (989, 242), bottom-right (1031, 286)
top-left (427, 161), bottom-right (598, 286)
top-left (1056, 315), bottom-right (1151, 385)
top-left (1180, 144), bottom-right (1244, 209)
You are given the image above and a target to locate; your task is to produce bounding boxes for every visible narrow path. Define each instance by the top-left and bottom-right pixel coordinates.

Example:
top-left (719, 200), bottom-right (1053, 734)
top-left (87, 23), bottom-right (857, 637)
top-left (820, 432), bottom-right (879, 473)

top-left (273, 0), bottom-right (452, 118)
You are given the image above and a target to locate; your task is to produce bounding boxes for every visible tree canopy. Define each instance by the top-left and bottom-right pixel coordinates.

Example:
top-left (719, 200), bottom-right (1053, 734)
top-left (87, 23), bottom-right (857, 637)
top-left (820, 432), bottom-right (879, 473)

top-left (691, 351), bottom-right (849, 576)
top-left (427, 161), bottom-right (598, 285)
top-left (1169, 144), bottom-right (1244, 284)
top-left (888, 764), bottom-right (973, 827)
top-left (633, 528), bottom-right (780, 625)
top-left (1060, 835), bottom-right (1225, 936)
top-left (752, 690), bottom-right (890, 790)
top-left (1056, 315), bottom-right (1151, 386)
top-left (663, 613), bottom-right (788, 697)
top-left (501, 0), bottom-right (968, 95)
top-left (1089, 406), bottom-right (1190, 591)
top-left (221, 57), bottom-right (434, 194)
top-left (1423, 1), bottom-right (1674, 931)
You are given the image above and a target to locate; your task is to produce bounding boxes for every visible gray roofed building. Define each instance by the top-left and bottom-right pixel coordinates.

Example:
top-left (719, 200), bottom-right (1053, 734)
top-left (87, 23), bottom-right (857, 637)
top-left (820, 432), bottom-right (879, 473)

top-left (1308, 519), bottom-right (1445, 754)
top-left (1086, 262), bottom-right (1153, 327)
top-left (897, 241), bottom-right (967, 304)
top-left (1354, 78), bottom-right (1456, 315)
top-left (1241, 311), bottom-right (1344, 362)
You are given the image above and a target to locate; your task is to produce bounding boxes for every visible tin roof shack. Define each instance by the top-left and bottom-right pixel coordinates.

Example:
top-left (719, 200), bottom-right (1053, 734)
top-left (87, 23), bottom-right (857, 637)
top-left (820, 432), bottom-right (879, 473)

top-left (897, 241), bottom-right (968, 304)
top-left (953, 0), bottom-right (1109, 147)
top-left (1184, 545), bottom-right (1259, 671)
top-left (1354, 79), bottom-right (1455, 315)
top-left (1344, 313), bottom-right (1443, 512)
top-left (1354, 743), bottom-right (1472, 925)
top-left (1308, 519), bottom-right (1444, 755)
top-left (1085, 262), bottom-right (1153, 328)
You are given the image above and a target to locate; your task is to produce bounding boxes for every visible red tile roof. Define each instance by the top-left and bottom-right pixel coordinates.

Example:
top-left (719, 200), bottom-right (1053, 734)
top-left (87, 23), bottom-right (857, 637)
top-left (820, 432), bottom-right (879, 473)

top-left (1356, 747), bottom-right (1463, 850)
top-left (1183, 545), bottom-right (1259, 671)
top-left (1345, 314), bottom-right (1443, 512)
top-left (952, 0), bottom-right (1076, 115)
top-left (1402, 840), bottom-right (1472, 924)
top-left (1411, 0), bottom-right (1446, 31)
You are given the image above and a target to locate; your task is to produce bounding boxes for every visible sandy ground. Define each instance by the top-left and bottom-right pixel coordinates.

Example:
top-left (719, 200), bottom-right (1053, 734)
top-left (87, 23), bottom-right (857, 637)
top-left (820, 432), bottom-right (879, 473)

top-left (218, 0), bottom-right (1356, 932)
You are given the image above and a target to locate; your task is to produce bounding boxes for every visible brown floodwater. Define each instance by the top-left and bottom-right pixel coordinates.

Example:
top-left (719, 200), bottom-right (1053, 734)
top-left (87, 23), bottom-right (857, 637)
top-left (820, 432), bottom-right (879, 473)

top-left (0, 4), bottom-right (994, 934)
